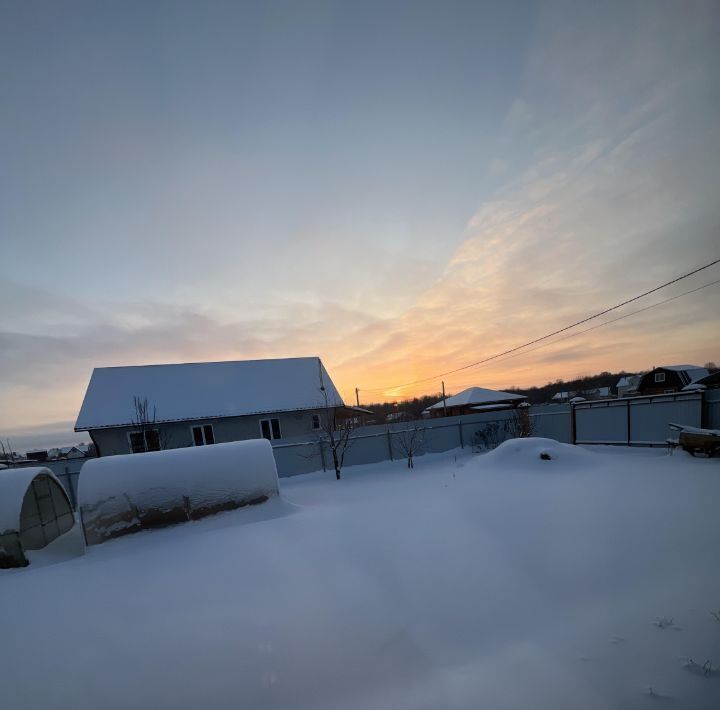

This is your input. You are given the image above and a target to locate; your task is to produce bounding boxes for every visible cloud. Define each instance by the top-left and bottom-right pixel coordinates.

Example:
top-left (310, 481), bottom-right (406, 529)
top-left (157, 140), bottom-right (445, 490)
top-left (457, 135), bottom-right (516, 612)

top-left (505, 98), bottom-right (532, 128)
top-left (488, 158), bottom-right (510, 177)
top-left (2, 0), bottom-right (719, 435)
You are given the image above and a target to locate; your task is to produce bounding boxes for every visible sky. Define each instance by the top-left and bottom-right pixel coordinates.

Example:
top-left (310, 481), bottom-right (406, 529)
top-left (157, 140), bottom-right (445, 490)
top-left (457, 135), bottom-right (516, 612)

top-left (1, 0), bottom-right (719, 448)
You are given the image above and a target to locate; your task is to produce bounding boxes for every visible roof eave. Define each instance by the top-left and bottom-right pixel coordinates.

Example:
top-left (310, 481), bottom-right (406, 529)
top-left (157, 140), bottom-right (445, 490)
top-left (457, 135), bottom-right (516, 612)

top-left (75, 401), bottom-right (348, 432)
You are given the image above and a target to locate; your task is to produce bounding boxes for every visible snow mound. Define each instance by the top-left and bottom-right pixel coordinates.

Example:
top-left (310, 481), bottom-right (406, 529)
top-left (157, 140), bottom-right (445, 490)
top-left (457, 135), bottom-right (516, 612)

top-left (482, 437), bottom-right (594, 468)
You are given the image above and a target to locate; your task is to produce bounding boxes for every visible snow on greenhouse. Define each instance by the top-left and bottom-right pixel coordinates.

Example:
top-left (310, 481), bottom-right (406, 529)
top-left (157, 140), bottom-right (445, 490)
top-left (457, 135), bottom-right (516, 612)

top-left (79, 439), bottom-right (279, 545)
top-left (0, 467), bottom-right (77, 568)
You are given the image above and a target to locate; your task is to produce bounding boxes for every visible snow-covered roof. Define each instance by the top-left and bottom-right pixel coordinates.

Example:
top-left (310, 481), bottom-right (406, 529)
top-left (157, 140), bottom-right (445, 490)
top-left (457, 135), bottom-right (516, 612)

top-left (75, 357), bottom-right (344, 431)
top-left (657, 365), bottom-right (709, 382)
top-left (551, 391), bottom-right (572, 400)
top-left (425, 387), bottom-right (526, 411)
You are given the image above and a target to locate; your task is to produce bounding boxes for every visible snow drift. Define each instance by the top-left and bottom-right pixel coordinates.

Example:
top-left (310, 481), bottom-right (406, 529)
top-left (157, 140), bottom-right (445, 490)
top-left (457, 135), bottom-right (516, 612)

top-left (481, 437), bottom-right (596, 467)
top-left (79, 439), bottom-right (279, 545)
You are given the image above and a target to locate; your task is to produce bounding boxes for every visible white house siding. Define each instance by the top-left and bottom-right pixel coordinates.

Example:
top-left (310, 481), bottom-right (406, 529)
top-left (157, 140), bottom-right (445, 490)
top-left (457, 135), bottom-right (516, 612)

top-left (90, 408), bottom-right (328, 457)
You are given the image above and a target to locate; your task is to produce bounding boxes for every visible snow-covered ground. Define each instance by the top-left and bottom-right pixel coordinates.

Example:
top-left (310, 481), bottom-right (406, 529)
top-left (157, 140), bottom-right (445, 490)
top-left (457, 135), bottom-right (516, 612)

top-left (1, 439), bottom-right (719, 710)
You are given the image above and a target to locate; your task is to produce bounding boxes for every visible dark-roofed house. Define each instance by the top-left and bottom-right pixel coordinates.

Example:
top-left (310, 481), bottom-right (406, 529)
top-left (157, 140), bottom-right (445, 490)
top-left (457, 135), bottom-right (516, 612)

top-left (75, 357), bottom-right (360, 457)
top-left (423, 387), bottom-right (527, 418)
top-left (636, 365), bottom-right (709, 396)
top-left (694, 370), bottom-right (720, 389)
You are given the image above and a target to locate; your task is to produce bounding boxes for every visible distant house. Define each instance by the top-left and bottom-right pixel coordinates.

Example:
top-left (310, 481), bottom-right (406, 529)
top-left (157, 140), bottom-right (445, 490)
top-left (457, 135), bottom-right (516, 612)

top-left (694, 370), bottom-right (720, 389)
top-left (77, 443), bottom-right (96, 457)
top-left (75, 357), bottom-right (364, 457)
top-left (423, 387), bottom-right (527, 418)
top-left (636, 365), bottom-right (709, 396)
top-left (25, 449), bottom-right (49, 462)
top-left (616, 375), bottom-right (640, 398)
top-left (582, 386), bottom-right (611, 400)
top-left (552, 386), bottom-right (611, 403)
top-left (47, 446), bottom-right (85, 460)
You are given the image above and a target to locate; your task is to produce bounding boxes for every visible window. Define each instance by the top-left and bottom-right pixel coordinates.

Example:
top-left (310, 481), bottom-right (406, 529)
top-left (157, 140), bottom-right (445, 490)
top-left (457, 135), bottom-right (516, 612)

top-left (312, 414), bottom-right (320, 430)
top-left (654, 372), bottom-right (666, 383)
top-left (191, 424), bottom-right (215, 446)
top-left (128, 429), bottom-right (160, 454)
top-left (260, 418), bottom-right (282, 440)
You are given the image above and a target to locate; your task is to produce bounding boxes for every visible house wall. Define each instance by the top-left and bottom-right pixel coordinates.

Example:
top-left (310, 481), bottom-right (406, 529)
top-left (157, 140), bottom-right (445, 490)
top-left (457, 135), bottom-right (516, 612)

top-left (638, 369), bottom-right (685, 395)
top-left (90, 408), bottom-right (328, 457)
top-left (428, 403), bottom-right (518, 418)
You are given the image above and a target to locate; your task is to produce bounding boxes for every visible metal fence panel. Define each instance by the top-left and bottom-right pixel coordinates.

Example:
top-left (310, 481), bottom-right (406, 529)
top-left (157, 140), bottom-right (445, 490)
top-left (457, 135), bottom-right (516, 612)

top-left (572, 392), bottom-right (703, 446)
top-left (575, 401), bottom-right (628, 444)
top-left (272, 441), bottom-right (323, 477)
top-left (629, 394), bottom-right (702, 444)
top-left (532, 408), bottom-right (572, 442)
top-left (705, 389), bottom-right (720, 429)
top-left (423, 423), bottom-right (463, 453)
top-left (344, 432), bottom-right (392, 468)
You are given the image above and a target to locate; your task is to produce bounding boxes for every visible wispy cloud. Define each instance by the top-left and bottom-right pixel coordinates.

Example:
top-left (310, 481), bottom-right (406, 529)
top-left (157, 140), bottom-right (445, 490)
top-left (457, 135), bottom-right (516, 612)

top-left (1, 1), bottom-right (719, 435)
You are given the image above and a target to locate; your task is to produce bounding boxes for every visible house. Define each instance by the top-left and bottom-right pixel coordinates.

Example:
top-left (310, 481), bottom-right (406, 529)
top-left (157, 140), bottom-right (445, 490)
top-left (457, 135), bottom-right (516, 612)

top-left (25, 449), bottom-right (49, 462)
top-left (552, 386), bottom-right (611, 403)
top-left (693, 370), bottom-right (720, 389)
top-left (75, 357), bottom-right (363, 457)
top-left (581, 386), bottom-right (611, 400)
top-left (423, 387), bottom-right (527, 418)
top-left (76, 443), bottom-right (96, 457)
top-left (636, 365), bottom-right (709, 396)
top-left (60, 446), bottom-right (85, 459)
top-left (616, 375), bottom-right (640, 398)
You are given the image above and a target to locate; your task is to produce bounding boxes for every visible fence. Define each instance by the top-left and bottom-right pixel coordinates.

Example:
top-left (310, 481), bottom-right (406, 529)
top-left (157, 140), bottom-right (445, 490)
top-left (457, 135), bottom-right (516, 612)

top-left (572, 391), bottom-right (704, 446)
top-left (273, 390), bottom-right (719, 476)
top-left (271, 405), bottom-right (571, 477)
top-left (7, 390), bottom-right (718, 491)
top-left (704, 388), bottom-right (720, 429)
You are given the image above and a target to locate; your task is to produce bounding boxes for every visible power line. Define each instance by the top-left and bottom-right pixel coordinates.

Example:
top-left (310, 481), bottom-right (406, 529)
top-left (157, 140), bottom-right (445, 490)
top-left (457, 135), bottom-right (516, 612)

top-left (436, 277), bottom-right (720, 391)
top-left (359, 258), bottom-right (720, 395)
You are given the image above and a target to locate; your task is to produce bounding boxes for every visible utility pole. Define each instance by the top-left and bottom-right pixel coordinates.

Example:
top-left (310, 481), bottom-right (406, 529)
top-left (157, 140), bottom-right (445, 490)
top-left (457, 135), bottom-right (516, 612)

top-left (442, 380), bottom-right (448, 417)
top-left (355, 387), bottom-right (360, 408)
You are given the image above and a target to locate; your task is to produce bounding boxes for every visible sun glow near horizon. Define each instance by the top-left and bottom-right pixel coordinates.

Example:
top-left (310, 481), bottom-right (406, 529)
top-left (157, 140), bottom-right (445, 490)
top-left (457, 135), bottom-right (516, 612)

top-left (1, 1), bottom-right (719, 432)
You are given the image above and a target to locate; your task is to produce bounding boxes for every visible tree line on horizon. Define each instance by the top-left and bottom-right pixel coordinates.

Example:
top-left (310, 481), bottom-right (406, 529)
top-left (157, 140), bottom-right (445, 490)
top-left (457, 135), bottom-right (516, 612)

top-left (361, 362), bottom-right (718, 422)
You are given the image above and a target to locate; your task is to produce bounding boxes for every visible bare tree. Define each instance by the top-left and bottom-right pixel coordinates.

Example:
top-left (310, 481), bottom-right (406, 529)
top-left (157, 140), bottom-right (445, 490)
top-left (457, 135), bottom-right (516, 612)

top-left (131, 396), bottom-right (171, 451)
top-left (316, 368), bottom-right (354, 480)
top-left (394, 424), bottom-right (424, 469)
top-left (472, 421), bottom-right (504, 452)
top-left (0, 438), bottom-right (16, 467)
top-left (506, 406), bottom-right (536, 439)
